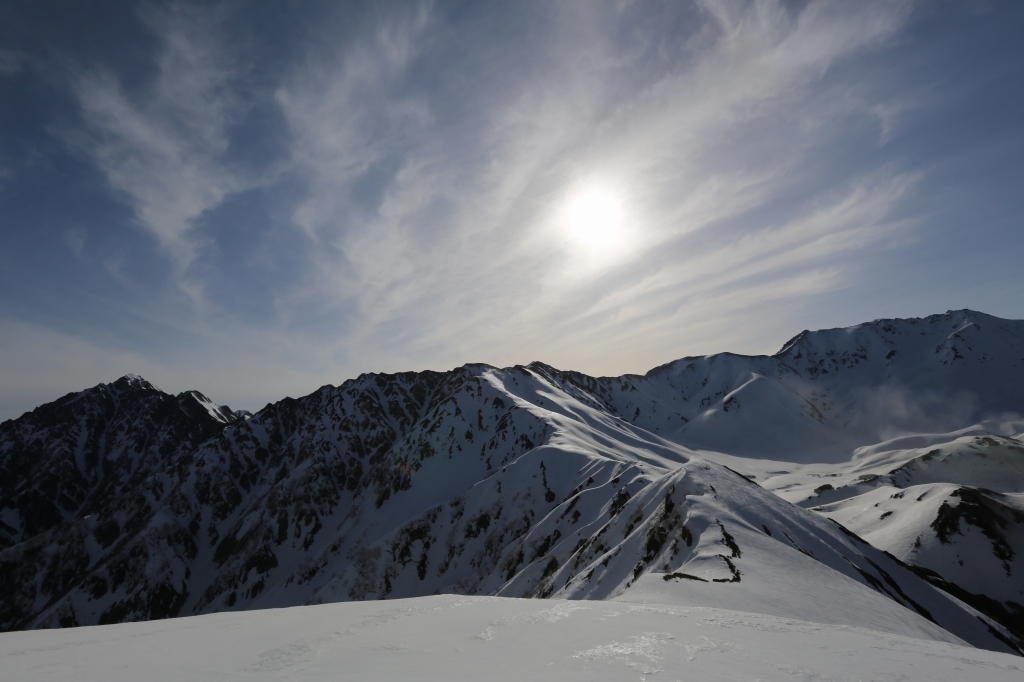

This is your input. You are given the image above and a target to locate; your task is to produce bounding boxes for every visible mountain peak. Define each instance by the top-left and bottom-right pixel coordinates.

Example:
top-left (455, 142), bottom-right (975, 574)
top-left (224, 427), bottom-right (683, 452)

top-left (3, 310), bottom-right (1024, 656)
top-left (112, 373), bottom-right (160, 392)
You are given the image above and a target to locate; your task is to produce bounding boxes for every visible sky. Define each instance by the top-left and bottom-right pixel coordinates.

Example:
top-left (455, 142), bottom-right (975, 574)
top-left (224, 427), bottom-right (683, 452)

top-left (1, 0), bottom-right (1023, 420)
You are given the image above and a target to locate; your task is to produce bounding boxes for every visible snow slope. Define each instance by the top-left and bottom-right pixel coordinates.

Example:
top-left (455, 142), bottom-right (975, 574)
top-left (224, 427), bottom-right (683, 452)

top-left (1, 596), bottom-right (1021, 681)
top-left (2, 309), bottom-right (1024, 660)
top-left (595, 309), bottom-right (1024, 462)
top-left (741, 431), bottom-right (1024, 641)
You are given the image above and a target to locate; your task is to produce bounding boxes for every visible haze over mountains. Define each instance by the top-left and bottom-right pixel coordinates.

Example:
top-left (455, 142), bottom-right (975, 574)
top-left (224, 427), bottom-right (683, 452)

top-left (2, 310), bottom-right (1023, 663)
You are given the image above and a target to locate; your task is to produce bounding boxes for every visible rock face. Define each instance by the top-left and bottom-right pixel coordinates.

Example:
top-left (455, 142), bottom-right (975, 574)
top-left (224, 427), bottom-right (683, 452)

top-left (0, 375), bottom-right (242, 551)
top-left (1, 310), bottom-right (1023, 656)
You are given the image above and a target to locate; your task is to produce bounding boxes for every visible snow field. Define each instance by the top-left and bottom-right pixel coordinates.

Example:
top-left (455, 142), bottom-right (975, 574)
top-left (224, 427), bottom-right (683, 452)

top-left (1, 595), bottom-right (1021, 681)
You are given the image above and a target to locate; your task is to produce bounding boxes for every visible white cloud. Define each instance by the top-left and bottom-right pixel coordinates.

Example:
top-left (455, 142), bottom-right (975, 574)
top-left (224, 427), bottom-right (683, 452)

top-left (18, 0), bottom-right (927, 406)
top-left (267, 0), bottom-right (920, 376)
top-left (68, 3), bottom-right (248, 278)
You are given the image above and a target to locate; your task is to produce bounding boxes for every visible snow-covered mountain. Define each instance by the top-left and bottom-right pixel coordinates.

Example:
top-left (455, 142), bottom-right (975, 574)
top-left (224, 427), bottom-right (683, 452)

top-left (603, 309), bottom-right (1024, 461)
top-left (756, 431), bottom-right (1024, 642)
top-left (1, 310), bottom-right (1022, 657)
top-left (0, 374), bottom-right (244, 551)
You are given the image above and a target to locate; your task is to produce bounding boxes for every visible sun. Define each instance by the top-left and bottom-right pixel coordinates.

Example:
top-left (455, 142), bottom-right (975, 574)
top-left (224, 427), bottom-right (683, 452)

top-left (562, 187), bottom-right (625, 253)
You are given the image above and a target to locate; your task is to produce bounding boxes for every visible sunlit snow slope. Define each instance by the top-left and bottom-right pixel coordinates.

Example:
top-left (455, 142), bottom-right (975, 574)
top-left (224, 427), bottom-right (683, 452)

top-left (3, 596), bottom-right (1022, 682)
top-left (2, 309), bottom-right (1023, 657)
top-left (753, 431), bottom-right (1024, 642)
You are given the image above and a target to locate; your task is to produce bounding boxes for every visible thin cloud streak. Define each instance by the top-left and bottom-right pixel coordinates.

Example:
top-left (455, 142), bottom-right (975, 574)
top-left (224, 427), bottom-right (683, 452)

top-left (4, 0), bottom-right (1020, 421)
top-left (267, 0), bottom-right (918, 373)
top-left (67, 4), bottom-right (250, 286)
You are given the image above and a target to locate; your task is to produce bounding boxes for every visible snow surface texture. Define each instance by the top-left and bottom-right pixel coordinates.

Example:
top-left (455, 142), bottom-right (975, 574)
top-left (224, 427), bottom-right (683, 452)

top-left (2, 309), bottom-right (1024, 664)
top-left (1, 596), bottom-right (1021, 681)
top-left (747, 431), bottom-right (1024, 641)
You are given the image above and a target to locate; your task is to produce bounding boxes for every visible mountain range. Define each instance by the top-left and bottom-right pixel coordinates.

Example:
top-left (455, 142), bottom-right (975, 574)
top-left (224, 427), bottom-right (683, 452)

top-left (2, 309), bottom-right (1022, 657)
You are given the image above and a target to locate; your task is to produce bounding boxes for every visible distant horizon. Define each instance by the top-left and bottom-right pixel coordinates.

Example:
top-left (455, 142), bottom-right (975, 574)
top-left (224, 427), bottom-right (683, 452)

top-left (3, 2), bottom-right (1023, 423)
top-left (3, 306), bottom-right (1014, 422)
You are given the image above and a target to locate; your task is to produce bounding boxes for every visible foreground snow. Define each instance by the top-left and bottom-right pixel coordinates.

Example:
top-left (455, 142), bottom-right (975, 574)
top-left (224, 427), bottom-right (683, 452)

top-left (4, 309), bottom-right (1024, 659)
top-left (1, 595), bottom-right (1020, 681)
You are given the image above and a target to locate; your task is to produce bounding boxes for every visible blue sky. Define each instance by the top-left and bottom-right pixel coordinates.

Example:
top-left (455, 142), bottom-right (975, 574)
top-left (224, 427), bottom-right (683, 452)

top-left (1, 0), bottom-right (1022, 420)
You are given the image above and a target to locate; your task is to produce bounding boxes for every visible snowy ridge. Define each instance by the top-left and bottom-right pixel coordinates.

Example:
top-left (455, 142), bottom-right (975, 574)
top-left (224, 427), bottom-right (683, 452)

top-left (611, 309), bottom-right (1024, 461)
top-left (754, 432), bottom-right (1024, 641)
top-left (2, 310), bottom-right (1024, 658)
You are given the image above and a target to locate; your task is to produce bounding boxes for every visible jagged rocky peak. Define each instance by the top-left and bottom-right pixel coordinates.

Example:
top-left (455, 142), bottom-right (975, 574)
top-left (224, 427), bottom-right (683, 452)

top-left (2, 311), bottom-right (1024, 657)
top-left (0, 375), bottom-right (244, 552)
top-left (110, 373), bottom-right (160, 392)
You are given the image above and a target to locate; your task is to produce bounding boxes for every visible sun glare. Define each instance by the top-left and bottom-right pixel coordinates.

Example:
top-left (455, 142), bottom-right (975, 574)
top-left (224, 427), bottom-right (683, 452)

top-left (563, 187), bottom-right (625, 253)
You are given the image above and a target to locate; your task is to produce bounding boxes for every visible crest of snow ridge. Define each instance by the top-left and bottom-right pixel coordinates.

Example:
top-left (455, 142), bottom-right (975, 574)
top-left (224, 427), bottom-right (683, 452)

top-left (1, 312), bottom-right (1023, 656)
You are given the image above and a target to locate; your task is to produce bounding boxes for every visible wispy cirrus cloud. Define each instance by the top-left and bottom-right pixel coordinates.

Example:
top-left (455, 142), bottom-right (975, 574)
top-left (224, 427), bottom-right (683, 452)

top-left (67, 3), bottom-right (249, 282)
top-left (9, 0), bottom-right (1017, 422)
top-left (265, 0), bottom-right (919, 373)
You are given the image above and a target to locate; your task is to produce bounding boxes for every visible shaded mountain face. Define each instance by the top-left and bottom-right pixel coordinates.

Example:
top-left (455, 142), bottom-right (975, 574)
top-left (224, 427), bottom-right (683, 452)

top-left (0, 375), bottom-right (243, 551)
top-left (1, 310), bottom-right (1023, 657)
